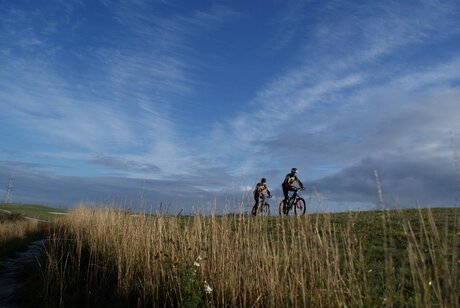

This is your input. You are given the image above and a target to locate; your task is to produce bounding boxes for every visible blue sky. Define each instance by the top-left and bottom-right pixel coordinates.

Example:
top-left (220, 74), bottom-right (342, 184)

top-left (1, 0), bottom-right (460, 212)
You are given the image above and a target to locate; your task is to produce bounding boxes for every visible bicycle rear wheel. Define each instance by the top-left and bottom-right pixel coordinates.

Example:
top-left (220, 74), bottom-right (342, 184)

top-left (294, 198), bottom-right (306, 215)
top-left (251, 205), bottom-right (257, 216)
top-left (261, 202), bottom-right (270, 216)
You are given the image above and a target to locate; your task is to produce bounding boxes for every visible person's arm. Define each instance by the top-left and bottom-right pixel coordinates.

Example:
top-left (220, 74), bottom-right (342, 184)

top-left (296, 177), bottom-right (304, 189)
top-left (266, 184), bottom-right (271, 196)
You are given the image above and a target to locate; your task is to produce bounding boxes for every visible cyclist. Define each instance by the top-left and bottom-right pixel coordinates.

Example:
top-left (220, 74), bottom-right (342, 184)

top-left (252, 178), bottom-right (271, 215)
top-left (282, 168), bottom-right (304, 208)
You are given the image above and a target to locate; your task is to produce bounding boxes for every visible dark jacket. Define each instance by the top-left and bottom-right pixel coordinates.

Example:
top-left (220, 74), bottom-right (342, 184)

top-left (282, 173), bottom-right (303, 189)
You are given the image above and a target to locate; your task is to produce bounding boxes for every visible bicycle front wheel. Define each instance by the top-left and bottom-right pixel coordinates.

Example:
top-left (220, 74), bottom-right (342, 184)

top-left (294, 198), bottom-right (306, 215)
top-left (262, 203), bottom-right (270, 216)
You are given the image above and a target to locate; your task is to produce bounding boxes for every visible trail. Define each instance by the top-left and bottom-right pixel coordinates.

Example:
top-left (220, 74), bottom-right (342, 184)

top-left (0, 240), bottom-right (46, 307)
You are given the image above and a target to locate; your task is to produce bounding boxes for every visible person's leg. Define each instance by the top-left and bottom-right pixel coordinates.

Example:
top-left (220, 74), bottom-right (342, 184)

top-left (283, 187), bottom-right (289, 204)
top-left (289, 186), bottom-right (298, 199)
top-left (282, 187), bottom-right (290, 214)
top-left (252, 194), bottom-right (259, 215)
top-left (260, 194), bottom-right (266, 213)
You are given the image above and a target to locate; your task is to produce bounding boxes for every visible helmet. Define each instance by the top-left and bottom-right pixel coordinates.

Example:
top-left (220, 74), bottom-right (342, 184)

top-left (261, 178), bottom-right (266, 183)
top-left (291, 168), bottom-right (297, 173)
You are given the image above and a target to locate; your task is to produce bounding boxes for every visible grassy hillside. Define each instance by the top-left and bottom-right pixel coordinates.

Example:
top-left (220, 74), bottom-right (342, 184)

top-left (41, 206), bottom-right (459, 307)
top-left (0, 203), bottom-right (67, 222)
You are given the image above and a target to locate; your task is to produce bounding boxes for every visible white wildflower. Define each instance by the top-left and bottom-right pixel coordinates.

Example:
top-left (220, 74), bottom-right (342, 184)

top-left (204, 282), bottom-right (213, 294)
top-left (429, 281), bottom-right (432, 286)
top-left (196, 256), bottom-right (202, 261)
top-left (193, 261), bottom-right (200, 267)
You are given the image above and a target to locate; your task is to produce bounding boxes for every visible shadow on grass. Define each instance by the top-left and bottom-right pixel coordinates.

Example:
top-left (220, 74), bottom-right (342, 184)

top-left (41, 240), bottom-right (139, 308)
top-left (0, 228), bottom-right (48, 307)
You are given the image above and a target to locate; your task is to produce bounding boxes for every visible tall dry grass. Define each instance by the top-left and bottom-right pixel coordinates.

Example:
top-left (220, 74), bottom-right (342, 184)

top-left (44, 205), bottom-right (459, 307)
top-left (0, 219), bottom-right (39, 245)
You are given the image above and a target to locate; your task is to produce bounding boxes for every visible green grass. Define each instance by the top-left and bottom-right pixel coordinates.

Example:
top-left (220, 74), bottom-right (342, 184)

top-left (0, 203), bottom-right (67, 222)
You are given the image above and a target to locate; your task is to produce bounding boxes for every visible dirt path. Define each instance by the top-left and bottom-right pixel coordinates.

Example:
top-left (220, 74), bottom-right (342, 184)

top-left (0, 240), bottom-right (46, 307)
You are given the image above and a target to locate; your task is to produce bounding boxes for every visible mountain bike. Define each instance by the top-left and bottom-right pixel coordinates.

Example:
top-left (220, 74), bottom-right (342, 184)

top-left (279, 188), bottom-right (306, 216)
top-left (252, 195), bottom-right (271, 216)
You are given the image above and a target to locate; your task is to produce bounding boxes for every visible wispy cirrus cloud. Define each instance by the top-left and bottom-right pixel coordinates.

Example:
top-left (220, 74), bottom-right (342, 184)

top-left (91, 156), bottom-right (161, 173)
top-left (0, 1), bottom-right (239, 178)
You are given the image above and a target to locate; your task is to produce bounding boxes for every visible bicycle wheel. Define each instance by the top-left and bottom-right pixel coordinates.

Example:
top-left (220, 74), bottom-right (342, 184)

top-left (251, 204), bottom-right (257, 216)
top-left (278, 200), bottom-right (288, 216)
top-left (294, 198), bottom-right (306, 215)
top-left (261, 202), bottom-right (270, 216)
top-left (253, 201), bottom-right (265, 216)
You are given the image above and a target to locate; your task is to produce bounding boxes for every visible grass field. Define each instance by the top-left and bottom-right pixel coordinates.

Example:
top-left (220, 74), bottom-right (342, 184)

top-left (41, 205), bottom-right (460, 307)
top-left (0, 203), bottom-right (67, 222)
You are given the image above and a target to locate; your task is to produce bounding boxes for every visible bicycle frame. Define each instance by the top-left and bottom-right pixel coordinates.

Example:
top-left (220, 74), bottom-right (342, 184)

top-left (286, 188), bottom-right (302, 209)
